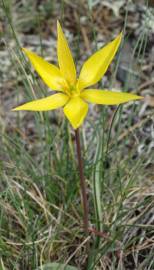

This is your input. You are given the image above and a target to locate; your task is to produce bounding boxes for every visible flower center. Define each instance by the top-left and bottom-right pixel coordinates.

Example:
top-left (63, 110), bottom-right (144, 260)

top-left (68, 83), bottom-right (80, 97)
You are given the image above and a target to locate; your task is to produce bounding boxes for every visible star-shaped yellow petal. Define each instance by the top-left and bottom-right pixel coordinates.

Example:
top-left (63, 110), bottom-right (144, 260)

top-left (63, 97), bottom-right (88, 129)
top-left (12, 93), bottom-right (69, 111)
top-left (57, 21), bottom-right (76, 86)
top-left (77, 32), bottom-right (122, 90)
top-left (81, 89), bottom-right (143, 105)
top-left (23, 48), bottom-right (67, 91)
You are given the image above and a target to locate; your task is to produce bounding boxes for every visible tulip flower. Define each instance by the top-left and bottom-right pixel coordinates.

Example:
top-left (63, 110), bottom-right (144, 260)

top-left (13, 21), bottom-right (143, 239)
top-left (12, 21), bottom-right (142, 129)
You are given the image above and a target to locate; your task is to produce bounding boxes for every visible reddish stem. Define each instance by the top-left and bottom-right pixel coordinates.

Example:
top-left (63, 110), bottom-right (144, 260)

top-left (74, 128), bottom-right (89, 236)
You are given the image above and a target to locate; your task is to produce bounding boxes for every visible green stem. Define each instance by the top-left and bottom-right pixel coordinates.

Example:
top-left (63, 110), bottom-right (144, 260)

top-left (74, 128), bottom-right (89, 235)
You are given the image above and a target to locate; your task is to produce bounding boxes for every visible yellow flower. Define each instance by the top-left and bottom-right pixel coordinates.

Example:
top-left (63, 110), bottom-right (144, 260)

top-left (13, 21), bottom-right (143, 129)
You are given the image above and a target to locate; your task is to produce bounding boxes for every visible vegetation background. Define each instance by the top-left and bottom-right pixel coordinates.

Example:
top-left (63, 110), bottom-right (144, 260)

top-left (0, 0), bottom-right (154, 269)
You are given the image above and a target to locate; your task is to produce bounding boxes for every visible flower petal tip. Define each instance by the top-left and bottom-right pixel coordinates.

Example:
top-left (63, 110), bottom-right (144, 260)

top-left (116, 31), bottom-right (123, 43)
top-left (22, 47), bottom-right (27, 53)
top-left (134, 95), bottom-right (144, 100)
top-left (57, 20), bottom-right (62, 31)
top-left (22, 47), bottom-right (30, 56)
top-left (12, 107), bottom-right (19, 111)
